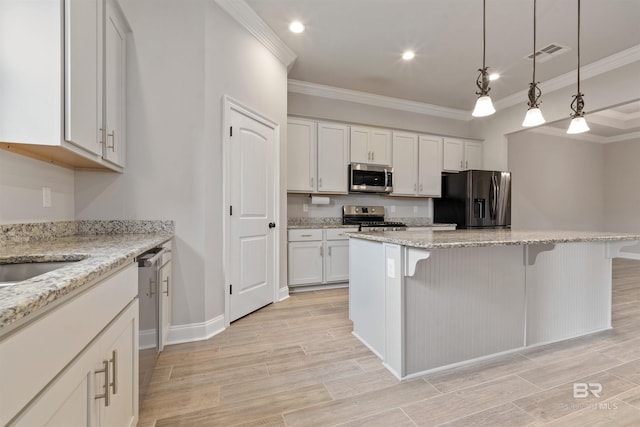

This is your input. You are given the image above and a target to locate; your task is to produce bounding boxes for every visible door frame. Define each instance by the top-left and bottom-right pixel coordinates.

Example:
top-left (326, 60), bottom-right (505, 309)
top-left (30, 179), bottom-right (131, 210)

top-left (222, 95), bottom-right (280, 327)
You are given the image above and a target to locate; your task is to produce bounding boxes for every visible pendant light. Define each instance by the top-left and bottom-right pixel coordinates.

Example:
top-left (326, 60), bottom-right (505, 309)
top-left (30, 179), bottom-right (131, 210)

top-left (522, 0), bottom-right (545, 127)
top-left (472, 0), bottom-right (496, 117)
top-left (567, 0), bottom-right (590, 134)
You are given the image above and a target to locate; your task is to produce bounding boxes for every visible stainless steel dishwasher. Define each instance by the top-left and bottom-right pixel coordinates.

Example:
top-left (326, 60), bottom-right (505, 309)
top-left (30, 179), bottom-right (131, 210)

top-left (137, 241), bottom-right (172, 401)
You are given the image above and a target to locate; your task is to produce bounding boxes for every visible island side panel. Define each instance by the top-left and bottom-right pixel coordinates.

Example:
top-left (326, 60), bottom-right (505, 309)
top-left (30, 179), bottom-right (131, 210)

top-left (525, 242), bottom-right (612, 346)
top-left (349, 238), bottom-right (386, 358)
top-left (404, 245), bottom-right (526, 375)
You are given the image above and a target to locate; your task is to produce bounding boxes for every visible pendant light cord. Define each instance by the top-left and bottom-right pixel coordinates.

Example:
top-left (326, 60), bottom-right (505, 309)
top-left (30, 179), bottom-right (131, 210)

top-left (482, 0), bottom-right (486, 69)
top-left (577, 0), bottom-right (581, 94)
top-left (532, 0), bottom-right (536, 82)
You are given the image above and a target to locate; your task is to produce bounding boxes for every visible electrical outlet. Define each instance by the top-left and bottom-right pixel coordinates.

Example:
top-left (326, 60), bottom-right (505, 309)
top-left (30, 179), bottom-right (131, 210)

top-left (303, 203), bottom-right (308, 213)
top-left (42, 187), bottom-right (51, 208)
top-left (413, 206), bottom-right (418, 214)
top-left (390, 205), bottom-right (396, 213)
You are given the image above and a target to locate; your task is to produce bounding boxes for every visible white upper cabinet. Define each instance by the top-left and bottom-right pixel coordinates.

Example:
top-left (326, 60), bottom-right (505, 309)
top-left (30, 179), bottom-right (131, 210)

top-left (417, 135), bottom-right (443, 197)
top-left (443, 138), bottom-right (483, 172)
top-left (287, 118), bottom-right (317, 192)
top-left (0, 0), bottom-right (130, 172)
top-left (392, 132), bottom-right (442, 197)
top-left (102, 0), bottom-right (128, 168)
top-left (287, 118), bottom-right (349, 194)
top-left (391, 132), bottom-right (418, 195)
top-left (317, 122), bottom-right (349, 193)
top-left (350, 126), bottom-right (392, 166)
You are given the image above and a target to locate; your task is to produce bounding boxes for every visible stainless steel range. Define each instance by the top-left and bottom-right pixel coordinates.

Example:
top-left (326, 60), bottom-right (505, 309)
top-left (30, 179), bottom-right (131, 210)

top-left (342, 205), bottom-right (407, 231)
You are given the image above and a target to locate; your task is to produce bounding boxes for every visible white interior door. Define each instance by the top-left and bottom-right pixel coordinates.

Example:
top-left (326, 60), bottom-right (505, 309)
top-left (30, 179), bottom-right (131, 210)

top-left (228, 106), bottom-right (277, 322)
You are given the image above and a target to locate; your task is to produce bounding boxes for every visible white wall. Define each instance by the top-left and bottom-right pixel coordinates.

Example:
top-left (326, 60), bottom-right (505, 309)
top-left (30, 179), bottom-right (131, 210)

top-left (604, 138), bottom-right (640, 254)
top-left (0, 150), bottom-right (74, 224)
top-left (507, 131), bottom-right (604, 231)
top-left (74, 0), bottom-right (287, 332)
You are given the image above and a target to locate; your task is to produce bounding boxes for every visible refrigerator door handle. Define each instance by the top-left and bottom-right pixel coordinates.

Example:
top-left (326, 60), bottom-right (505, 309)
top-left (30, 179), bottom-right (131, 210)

top-left (490, 175), bottom-right (498, 219)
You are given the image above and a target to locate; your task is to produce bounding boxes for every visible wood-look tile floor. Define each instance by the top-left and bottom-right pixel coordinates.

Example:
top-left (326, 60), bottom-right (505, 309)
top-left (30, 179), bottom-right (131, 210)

top-left (139, 258), bottom-right (640, 426)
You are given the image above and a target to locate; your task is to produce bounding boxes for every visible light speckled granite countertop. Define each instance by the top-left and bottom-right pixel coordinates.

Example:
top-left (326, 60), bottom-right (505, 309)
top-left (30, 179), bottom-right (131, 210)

top-left (347, 229), bottom-right (640, 249)
top-left (0, 221), bottom-right (173, 333)
top-left (287, 217), bottom-right (456, 229)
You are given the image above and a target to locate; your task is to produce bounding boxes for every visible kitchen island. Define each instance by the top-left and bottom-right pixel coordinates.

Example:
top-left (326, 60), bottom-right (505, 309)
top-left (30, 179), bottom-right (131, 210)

top-left (348, 229), bottom-right (640, 380)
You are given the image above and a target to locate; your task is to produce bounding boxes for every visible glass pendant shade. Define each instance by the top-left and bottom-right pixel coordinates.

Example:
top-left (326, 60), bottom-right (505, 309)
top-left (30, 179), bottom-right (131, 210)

top-left (472, 95), bottom-right (496, 117)
top-left (522, 107), bottom-right (545, 127)
top-left (566, 116), bottom-right (590, 134)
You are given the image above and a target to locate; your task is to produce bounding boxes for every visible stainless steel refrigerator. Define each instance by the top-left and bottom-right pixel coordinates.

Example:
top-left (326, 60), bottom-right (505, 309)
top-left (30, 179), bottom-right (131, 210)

top-left (434, 170), bottom-right (511, 229)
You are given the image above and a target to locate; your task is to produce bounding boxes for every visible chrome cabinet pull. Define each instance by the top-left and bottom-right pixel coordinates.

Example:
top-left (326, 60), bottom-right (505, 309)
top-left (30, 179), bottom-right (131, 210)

top-left (465, 160), bottom-right (469, 169)
top-left (163, 276), bottom-right (170, 296)
top-left (460, 160), bottom-right (464, 169)
top-left (318, 177), bottom-right (322, 188)
top-left (328, 246), bottom-right (332, 256)
top-left (419, 183), bottom-right (423, 192)
top-left (414, 183), bottom-right (417, 192)
top-left (95, 359), bottom-right (110, 406)
top-left (107, 130), bottom-right (116, 152)
top-left (372, 151), bottom-right (375, 161)
top-left (99, 128), bottom-right (107, 146)
top-left (310, 177), bottom-right (314, 188)
top-left (320, 247), bottom-right (323, 256)
top-left (148, 277), bottom-right (157, 297)
top-left (110, 350), bottom-right (117, 395)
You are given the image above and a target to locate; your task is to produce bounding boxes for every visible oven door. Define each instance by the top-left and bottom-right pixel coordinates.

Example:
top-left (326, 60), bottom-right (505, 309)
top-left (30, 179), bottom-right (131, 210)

top-left (349, 163), bottom-right (393, 193)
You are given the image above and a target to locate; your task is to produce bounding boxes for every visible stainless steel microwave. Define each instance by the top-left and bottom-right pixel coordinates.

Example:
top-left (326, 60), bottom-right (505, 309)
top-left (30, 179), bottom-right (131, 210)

top-left (349, 163), bottom-right (393, 193)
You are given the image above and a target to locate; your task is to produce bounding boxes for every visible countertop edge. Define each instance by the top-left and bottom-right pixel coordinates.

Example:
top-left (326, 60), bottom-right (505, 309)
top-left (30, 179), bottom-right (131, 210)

top-left (0, 233), bottom-right (173, 334)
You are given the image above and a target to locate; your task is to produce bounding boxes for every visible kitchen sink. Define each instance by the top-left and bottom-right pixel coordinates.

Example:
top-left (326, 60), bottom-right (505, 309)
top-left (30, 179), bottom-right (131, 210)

top-left (0, 261), bottom-right (81, 288)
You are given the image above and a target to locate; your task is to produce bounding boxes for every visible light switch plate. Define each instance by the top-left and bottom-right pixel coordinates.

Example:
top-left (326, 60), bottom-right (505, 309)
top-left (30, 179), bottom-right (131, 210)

top-left (387, 258), bottom-right (395, 278)
top-left (303, 203), bottom-right (308, 212)
top-left (42, 187), bottom-right (51, 208)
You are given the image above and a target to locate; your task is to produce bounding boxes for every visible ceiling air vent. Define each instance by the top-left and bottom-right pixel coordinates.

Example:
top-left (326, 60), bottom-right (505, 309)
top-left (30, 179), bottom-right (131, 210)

top-left (525, 43), bottom-right (571, 63)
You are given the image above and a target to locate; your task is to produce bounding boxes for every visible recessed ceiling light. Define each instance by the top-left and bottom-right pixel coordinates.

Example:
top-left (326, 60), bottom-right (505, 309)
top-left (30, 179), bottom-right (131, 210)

top-left (289, 21), bottom-right (304, 33)
top-left (489, 73), bottom-right (500, 81)
top-left (402, 51), bottom-right (415, 60)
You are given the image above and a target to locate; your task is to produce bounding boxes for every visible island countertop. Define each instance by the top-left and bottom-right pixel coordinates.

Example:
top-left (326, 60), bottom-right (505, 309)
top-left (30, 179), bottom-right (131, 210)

top-left (0, 231), bottom-right (173, 332)
top-left (347, 229), bottom-right (640, 249)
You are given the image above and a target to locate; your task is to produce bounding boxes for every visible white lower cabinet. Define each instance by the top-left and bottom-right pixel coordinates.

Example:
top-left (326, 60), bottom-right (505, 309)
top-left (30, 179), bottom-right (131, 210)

top-left (0, 263), bottom-right (138, 426)
top-left (288, 228), bottom-right (358, 287)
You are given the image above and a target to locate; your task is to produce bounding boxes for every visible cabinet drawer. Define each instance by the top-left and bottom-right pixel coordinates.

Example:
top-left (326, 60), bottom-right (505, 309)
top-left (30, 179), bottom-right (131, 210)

top-left (325, 228), bottom-right (358, 240)
top-left (288, 229), bottom-right (323, 242)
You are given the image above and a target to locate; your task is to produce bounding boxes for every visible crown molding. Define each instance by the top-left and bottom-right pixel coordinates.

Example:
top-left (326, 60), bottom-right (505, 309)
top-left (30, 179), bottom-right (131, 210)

top-left (527, 125), bottom-right (640, 144)
top-left (215, 0), bottom-right (297, 70)
top-left (288, 79), bottom-right (472, 122)
top-left (495, 44), bottom-right (640, 111)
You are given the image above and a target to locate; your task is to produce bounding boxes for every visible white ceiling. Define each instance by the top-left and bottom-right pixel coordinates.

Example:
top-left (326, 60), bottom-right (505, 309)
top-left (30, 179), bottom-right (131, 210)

top-left (245, 0), bottom-right (640, 113)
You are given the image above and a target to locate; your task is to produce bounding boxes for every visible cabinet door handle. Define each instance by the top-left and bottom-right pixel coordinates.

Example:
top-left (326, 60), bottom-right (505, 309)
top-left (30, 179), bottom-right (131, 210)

top-left (95, 359), bottom-right (111, 406)
top-left (99, 127), bottom-right (107, 146)
top-left (419, 183), bottom-right (423, 192)
top-left (372, 151), bottom-right (375, 161)
top-left (465, 160), bottom-right (469, 169)
top-left (318, 177), bottom-right (322, 188)
top-left (328, 246), bottom-right (332, 256)
top-left (320, 247), bottom-right (323, 257)
top-left (163, 276), bottom-right (170, 296)
top-left (148, 277), bottom-right (157, 297)
top-left (414, 183), bottom-right (417, 192)
top-left (110, 350), bottom-right (118, 395)
top-left (310, 177), bottom-right (314, 188)
top-left (301, 234), bottom-right (312, 237)
top-left (460, 160), bottom-right (464, 169)
top-left (107, 130), bottom-right (116, 152)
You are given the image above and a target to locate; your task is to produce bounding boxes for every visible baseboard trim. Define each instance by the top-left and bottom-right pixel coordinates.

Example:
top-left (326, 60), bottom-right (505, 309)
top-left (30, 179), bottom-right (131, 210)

top-left (289, 282), bottom-right (349, 293)
top-left (165, 314), bottom-right (226, 345)
top-left (618, 251), bottom-right (640, 260)
top-left (279, 285), bottom-right (290, 301)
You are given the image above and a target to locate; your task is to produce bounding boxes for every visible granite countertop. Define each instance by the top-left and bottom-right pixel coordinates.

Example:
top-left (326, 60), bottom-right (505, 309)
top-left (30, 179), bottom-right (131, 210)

top-left (347, 229), bottom-right (640, 249)
top-left (287, 217), bottom-right (455, 230)
top-left (0, 222), bottom-right (173, 333)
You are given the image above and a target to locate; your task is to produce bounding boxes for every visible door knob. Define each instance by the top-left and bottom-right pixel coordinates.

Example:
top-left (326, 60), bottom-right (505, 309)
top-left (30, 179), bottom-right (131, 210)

top-left (268, 222), bottom-right (276, 229)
